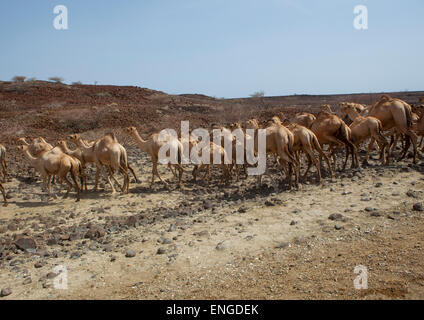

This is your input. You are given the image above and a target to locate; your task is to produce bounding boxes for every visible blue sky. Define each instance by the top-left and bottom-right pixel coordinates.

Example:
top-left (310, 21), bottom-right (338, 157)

top-left (0, 0), bottom-right (423, 98)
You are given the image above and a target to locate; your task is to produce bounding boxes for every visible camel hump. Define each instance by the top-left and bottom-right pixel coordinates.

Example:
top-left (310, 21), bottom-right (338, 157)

top-left (380, 94), bottom-right (392, 102)
top-left (105, 132), bottom-right (117, 142)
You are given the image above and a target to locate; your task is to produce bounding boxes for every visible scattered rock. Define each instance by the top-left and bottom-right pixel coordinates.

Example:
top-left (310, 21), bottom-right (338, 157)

top-left (215, 242), bottom-right (227, 251)
top-left (125, 249), bottom-right (136, 258)
top-left (0, 288), bottom-right (12, 297)
top-left (156, 248), bottom-right (166, 255)
top-left (238, 206), bottom-right (247, 213)
top-left (275, 242), bottom-right (289, 249)
top-left (413, 203), bottom-right (423, 212)
top-left (328, 213), bottom-right (344, 221)
top-left (265, 200), bottom-right (275, 207)
top-left (14, 237), bottom-right (37, 251)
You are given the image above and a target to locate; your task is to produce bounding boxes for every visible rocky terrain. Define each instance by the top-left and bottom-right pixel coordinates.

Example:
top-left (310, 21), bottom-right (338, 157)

top-left (0, 81), bottom-right (423, 299)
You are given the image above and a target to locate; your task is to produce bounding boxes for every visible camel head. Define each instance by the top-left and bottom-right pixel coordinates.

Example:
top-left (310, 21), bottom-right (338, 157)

top-left (68, 134), bottom-right (81, 142)
top-left (229, 122), bottom-right (242, 131)
top-left (320, 104), bottom-right (333, 113)
top-left (245, 118), bottom-right (259, 130)
top-left (57, 140), bottom-right (66, 147)
top-left (126, 126), bottom-right (138, 135)
top-left (17, 145), bottom-right (28, 152)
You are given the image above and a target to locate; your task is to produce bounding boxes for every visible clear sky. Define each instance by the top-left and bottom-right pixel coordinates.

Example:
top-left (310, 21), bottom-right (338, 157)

top-left (0, 0), bottom-right (423, 98)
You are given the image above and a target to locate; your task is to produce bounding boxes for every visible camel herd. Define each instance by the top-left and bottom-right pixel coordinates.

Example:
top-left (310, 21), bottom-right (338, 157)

top-left (0, 95), bottom-right (424, 208)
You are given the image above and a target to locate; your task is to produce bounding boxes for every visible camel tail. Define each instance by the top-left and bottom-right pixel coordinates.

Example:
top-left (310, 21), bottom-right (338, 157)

top-left (69, 163), bottom-right (80, 201)
top-left (404, 104), bottom-right (413, 128)
top-left (312, 134), bottom-right (323, 153)
top-left (286, 134), bottom-right (298, 165)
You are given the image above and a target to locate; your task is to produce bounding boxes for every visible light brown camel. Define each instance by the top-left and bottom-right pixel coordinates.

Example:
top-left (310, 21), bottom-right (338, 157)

top-left (245, 119), bottom-right (299, 190)
top-left (284, 121), bottom-right (334, 184)
top-left (292, 112), bottom-right (316, 128)
top-left (310, 111), bottom-right (359, 171)
top-left (18, 145), bottom-right (81, 201)
top-left (68, 133), bottom-right (130, 193)
top-left (58, 140), bottom-right (138, 191)
top-left (413, 113), bottom-right (424, 151)
top-left (367, 95), bottom-right (418, 163)
top-left (191, 141), bottom-right (231, 185)
top-left (126, 127), bottom-right (184, 189)
top-left (340, 104), bottom-right (389, 165)
top-left (0, 144), bottom-right (7, 183)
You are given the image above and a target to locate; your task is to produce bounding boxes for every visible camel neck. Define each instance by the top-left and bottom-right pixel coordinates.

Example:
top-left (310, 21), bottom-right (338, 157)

top-left (133, 131), bottom-right (148, 150)
top-left (22, 149), bottom-right (38, 163)
top-left (347, 110), bottom-right (361, 121)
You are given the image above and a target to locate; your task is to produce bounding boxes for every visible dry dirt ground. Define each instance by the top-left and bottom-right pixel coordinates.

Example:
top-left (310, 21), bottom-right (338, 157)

top-left (1, 82), bottom-right (424, 300)
top-left (1, 148), bottom-right (424, 300)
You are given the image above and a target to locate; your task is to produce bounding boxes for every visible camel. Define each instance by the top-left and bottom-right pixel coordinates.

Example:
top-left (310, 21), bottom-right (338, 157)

top-left (412, 113), bottom-right (424, 151)
top-left (58, 140), bottom-right (138, 191)
top-left (367, 95), bottom-right (418, 163)
top-left (245, 119), bottom-right (299, 190)
top-left (191, 141), bottom-right (231, 185)
top-left (310, 111), bottom-right (359, 171)
top-left (68, 133), bottom-right (130, 193)
top-left (211, 126), bottom-right (246, 181)
top-left (340, 104), bottom-right (389, 165)
top-left (292, 112), bottom-right (316, 128)
top-left (18, 145), bottom-right (81, 201)
top-left (0, 144), bottom-right (7, 183)
top-left (125, 127), bottom-right (184, 189)
top-left (284, 121), bottom-right (334, 184)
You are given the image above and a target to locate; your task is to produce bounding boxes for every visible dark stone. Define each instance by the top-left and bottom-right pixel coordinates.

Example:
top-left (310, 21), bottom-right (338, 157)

top-left (275, 242), bottom-right (289, 249)
top-left (0, 288), bottom-right (12, 297)
top-left (413, 203), bottom-right (424, 212)
top-left (14, 237), bottom-right (37, 251)
top-left (328, 213), bottom-right (344, 221)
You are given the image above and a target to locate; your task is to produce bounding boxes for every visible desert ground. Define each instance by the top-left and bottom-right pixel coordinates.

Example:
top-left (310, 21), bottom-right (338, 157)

top-left (0, 80), bottom-right (423, 299)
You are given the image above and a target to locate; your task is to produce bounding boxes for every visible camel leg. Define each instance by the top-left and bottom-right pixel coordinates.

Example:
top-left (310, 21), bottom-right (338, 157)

top-left (46, 174), bottom-right (54, 201)
top-left (98, 164), bottom-right (116, 194)
top-left (0, 183), bottom-right (7, 207)
top-left (192, 165), bottom-right (198, 181)
top-left (152, 162), bottom-right (169, 188)
top-left (70, 166), bottom-right (81, 201)
top-left (61, 174), bottom-right (73, 199)
top-left (317, 147), bottom-right (333, 178)
top-left (418, 136), bottom-right (424, 148)
top-left (128, 164), bottom-right (139, 183)
top-left (94, 165), bottom-right (101, 191)
top-left (1, 159), bottom-right (7, 183)
top-left (304, 149), bottom-right (321, 185)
